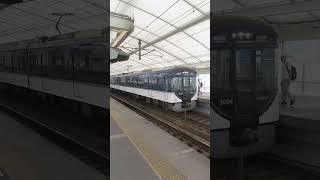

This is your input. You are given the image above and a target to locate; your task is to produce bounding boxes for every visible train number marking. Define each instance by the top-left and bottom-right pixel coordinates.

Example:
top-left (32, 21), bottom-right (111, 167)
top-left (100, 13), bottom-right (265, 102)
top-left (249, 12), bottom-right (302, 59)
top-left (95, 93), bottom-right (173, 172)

top-left (220, 98), bottom-right (233, 105)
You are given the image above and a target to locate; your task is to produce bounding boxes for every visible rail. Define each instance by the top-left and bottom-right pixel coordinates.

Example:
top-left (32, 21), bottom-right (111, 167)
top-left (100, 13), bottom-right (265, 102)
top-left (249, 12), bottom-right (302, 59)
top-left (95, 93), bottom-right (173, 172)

top-left (0, 103), bottom-right (109, 176)
top-left (110, 93), bottom-right (210, 156)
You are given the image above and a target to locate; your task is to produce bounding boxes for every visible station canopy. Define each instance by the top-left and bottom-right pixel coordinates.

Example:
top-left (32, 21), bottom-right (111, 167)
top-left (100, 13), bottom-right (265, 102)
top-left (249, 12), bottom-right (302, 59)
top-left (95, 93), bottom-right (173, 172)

top-left (214, 0), bottom-right (320, 41)
top-left (110, 0), bottom-right (210, 75)
top-left (0, 0), bottom-right (106, 43)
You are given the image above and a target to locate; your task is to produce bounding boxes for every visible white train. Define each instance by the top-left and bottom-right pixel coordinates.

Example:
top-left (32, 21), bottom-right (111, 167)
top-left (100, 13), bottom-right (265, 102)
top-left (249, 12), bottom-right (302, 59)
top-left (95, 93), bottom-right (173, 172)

top-left (0, 34), bottom-right (110, 118)
top-left (111, 67), bottom-right (198, 112)
top-left (211, 16), bottom-right (280, 158)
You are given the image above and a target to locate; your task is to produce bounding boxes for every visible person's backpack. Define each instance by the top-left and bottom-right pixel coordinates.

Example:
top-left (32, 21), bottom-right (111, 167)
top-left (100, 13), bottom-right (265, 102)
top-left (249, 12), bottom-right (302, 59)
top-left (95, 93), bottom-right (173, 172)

top-left (286, 63), bottom-right (297, 81)
top-left (291, 66), bottom-right (297, 81)
top-left (200, 82), bottom-right (203, 87)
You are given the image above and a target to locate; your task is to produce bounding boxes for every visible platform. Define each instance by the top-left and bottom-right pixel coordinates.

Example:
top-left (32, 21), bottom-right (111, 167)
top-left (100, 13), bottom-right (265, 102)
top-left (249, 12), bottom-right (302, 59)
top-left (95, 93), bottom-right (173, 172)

top-left (110, 116), bottom-right (159, 180)
top-left (196, 92), bottom-right (210, 115)
top-left (280, 94), bottom-right (320, 121)
top-left (0, 111), bottom-right (105, 180)
top-left (279, 94), bottom-right (320, 131)
top-left (110, 98), bottom-right (210, 180)
top-left (271, 94), bottom-right (320, 168)
top-left (197, 92), bottom-right (210, 102)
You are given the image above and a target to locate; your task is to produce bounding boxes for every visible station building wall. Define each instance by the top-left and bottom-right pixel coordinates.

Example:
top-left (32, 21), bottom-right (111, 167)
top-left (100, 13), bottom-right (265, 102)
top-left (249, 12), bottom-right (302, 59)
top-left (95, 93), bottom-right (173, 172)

top-left (282, 39), bottom-right (320, 97)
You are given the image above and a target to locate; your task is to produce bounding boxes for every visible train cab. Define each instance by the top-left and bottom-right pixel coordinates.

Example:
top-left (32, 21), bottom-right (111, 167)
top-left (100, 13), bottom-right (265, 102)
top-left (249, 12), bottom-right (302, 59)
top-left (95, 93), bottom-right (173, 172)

top-left (211, 16), bottom-right (279, 158)
top-left (169, 67), bottom-right (197, 108)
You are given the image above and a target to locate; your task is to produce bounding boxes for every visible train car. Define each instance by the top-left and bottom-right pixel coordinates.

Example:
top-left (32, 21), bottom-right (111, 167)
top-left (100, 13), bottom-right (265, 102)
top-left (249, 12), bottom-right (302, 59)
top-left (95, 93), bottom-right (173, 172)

top-left (211, 16), bottom-right (279, 158)
top-left (111, 67), bottom-right (197, 112)
top-left (0, 32), bottom-right (108, 118)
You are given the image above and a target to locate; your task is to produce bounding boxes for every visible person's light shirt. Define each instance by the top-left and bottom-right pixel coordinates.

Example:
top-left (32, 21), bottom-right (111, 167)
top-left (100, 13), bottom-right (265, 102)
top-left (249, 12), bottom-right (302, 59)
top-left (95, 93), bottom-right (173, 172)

top-left (282, 62), bottom-right (291, 80)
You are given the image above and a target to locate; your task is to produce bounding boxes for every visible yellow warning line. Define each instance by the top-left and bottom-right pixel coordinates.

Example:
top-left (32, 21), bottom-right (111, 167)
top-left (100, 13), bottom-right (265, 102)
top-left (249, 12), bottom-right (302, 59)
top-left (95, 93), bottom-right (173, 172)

top-left (111, 110), bottom-right (187, 180)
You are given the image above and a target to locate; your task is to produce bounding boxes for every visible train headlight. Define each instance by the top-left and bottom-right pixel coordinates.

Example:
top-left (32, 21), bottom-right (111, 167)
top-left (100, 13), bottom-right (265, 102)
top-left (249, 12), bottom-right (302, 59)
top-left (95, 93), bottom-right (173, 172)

top-left (232, 32), bottom-right (253, 40)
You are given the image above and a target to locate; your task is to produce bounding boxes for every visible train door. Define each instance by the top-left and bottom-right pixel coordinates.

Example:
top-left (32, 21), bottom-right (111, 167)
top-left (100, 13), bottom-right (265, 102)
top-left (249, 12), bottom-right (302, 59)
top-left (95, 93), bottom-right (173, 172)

top-left (40, 48), bottom-right (48, 91)
top-left (72, 48), bottom-right (81, 98)
top-left (164, 76), bottom-right (169, 101)
top-left (148, 76), bottom-right (153, 97)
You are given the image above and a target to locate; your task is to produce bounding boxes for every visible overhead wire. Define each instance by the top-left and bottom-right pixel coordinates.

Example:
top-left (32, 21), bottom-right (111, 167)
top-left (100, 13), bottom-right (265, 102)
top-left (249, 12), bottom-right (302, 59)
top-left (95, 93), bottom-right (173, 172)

top-left (143, 0), bottom-right (209, 42)
top-left (125, 0), bottom-right (181, 44)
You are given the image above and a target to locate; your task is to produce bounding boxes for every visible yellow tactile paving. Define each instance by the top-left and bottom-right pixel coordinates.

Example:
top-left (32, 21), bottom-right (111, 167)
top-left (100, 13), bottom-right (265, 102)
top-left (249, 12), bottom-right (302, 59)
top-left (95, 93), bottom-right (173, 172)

top-left (111, 110), bottom-right (187, 180)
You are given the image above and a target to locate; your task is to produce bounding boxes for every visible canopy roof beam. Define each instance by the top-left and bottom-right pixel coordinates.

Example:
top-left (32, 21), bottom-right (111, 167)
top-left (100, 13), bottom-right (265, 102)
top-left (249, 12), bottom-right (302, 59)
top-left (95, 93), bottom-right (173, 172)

top-left (129, 14), bottom-right (208, 55)
top-left (110, 12), bottom-right (134, 47)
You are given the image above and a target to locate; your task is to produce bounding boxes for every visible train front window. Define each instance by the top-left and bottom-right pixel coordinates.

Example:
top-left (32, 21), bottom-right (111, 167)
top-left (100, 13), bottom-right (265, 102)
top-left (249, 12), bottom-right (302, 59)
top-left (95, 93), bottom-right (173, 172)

top-left (235, 49), bottom-right (277, 93)
top-left (190, 76), bottom-right (197, 92)
top-left (183, 77), bottom-right (190, 88)
top-left (212, 49), bottom-right (232, 91)
top-left (256, 49), bottom-right (277, 94)
top-left (171, 77), bottom-right (182, 92)
top-left (235, 49), bottom-right (253, 92)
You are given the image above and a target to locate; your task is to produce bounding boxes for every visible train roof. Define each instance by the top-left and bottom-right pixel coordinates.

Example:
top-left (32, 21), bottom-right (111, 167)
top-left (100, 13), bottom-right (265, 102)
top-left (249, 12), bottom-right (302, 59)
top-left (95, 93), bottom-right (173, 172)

top-left (0, 29), bottom-right (106, 51)
top-left (112, 66), bottom-right (197, 77)
top-left (212, 16), bottom-right (278, 40)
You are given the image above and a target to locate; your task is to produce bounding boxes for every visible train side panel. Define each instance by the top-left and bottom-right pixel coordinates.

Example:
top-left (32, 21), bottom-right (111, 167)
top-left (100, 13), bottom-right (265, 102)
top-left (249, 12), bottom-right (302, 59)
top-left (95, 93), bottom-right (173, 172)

top-left (0, 71), bottom-right (28, 88)
top-left (111, 84), bottom-right (181, 103)
top-left (0, 72), bottom-right (107, 109)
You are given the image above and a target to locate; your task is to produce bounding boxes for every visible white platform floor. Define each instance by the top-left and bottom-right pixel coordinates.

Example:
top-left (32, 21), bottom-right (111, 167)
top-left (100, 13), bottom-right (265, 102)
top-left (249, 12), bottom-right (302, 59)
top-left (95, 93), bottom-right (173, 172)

top-left (110, 98), bottom-right (210, 180)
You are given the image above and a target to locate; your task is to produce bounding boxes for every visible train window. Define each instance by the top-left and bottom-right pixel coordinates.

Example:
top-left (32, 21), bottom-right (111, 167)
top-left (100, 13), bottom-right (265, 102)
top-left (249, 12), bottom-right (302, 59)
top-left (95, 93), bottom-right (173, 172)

top-left (212, 50), bottom-right (232, 91)
top-left (143, 76), bottom-right (149, 88)
top-left (11, 52), bottom-right (26, 73)
top-left (29, 53), bottom-right (39, 73)
top-left (90, 57), bottom-right (107, 72)
top-left (79, 55), bottom-right (89, 70)
top-left (190, 76), bottom-right (197, 91)
top-left (0, 56), bottom-right (5, 68)
top-left (137, 77), bottom-right (144, 88)
top-left (171, 77), bottom-right (182, 92)
top-left (126, 76), bottom-right (130, 86)
top-left (150, 77), bottom-right (156, 90)
top-left (20, 54), bottom-right (27, 73)
top-left (121, 77), bottom-right (126, 85)
top-left (183, 77), bottom-right (190, 87)
top-left (48, 47), bottom-right (68, 79)
top-left (164, 77), bottom-right (170, 91)
top-left (235, 49), bottom-right (253, 92)
top-left (256, 49), bottom-right (277, 93)
top-left (156, 76), bottom-right (163, 90)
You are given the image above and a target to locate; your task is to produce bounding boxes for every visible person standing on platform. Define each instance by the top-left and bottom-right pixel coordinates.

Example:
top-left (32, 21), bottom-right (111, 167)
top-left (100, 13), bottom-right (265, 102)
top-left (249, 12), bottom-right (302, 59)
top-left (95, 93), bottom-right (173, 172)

top-left (281, 56), bottom-right (296, 106)
top-left (198, 79), bottom-right (203, 96)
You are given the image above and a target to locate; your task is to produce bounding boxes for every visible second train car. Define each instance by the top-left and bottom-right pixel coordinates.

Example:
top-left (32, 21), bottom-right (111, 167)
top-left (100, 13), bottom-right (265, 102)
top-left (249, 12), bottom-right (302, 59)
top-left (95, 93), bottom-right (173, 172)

top-left (0, 31), bottom-right (108, 120)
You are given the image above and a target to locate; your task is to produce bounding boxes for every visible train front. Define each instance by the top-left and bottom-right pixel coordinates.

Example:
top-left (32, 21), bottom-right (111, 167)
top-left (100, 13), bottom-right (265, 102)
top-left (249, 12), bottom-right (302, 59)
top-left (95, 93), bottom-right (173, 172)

top-left (211, 16), bottom-right (279, 158)
top-left (169, 67), bottom-right (197, 111)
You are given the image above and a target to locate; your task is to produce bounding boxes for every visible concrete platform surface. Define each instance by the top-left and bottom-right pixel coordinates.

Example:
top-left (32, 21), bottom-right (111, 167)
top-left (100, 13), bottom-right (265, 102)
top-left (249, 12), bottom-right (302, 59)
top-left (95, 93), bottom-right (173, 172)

top-left (110, 116), bottom-right (159, 180)
top-left (197, 92), bottom-right (210, 102)
top-left (0, 111), bottom-right (105, 180)
top-left (280, 95), bottom-right (320, 121)
top-left (110, 98), bottom-right (210, 180)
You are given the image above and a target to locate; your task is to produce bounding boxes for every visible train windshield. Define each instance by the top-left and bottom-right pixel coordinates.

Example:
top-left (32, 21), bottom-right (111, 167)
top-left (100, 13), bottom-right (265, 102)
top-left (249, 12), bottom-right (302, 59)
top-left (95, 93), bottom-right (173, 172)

top-left (212, 49), bottom-right (277, 93)
top-left (212, 50), bottom-right (232, 91)
top-left (171, 75), bottom-right (197, 92)
top-left (235, 49), bottom-right (277, 93)
top-left (171, 77), bottom-right (182, 91)
top-left (212, 47), bottom-right (277, 118)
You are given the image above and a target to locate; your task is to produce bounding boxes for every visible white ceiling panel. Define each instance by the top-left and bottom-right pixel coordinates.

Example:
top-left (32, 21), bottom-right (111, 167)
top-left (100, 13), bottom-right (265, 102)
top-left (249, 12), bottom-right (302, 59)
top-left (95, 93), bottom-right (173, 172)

top-left (111, 0), bottom-right (210, 75)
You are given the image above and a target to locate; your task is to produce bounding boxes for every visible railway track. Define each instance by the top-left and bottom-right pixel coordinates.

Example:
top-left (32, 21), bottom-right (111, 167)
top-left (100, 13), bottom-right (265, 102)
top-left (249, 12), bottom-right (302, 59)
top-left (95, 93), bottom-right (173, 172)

top-left (111, 92), bottom-right (210, 156)
top-left (0, 103), bottom-right (109, 176)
